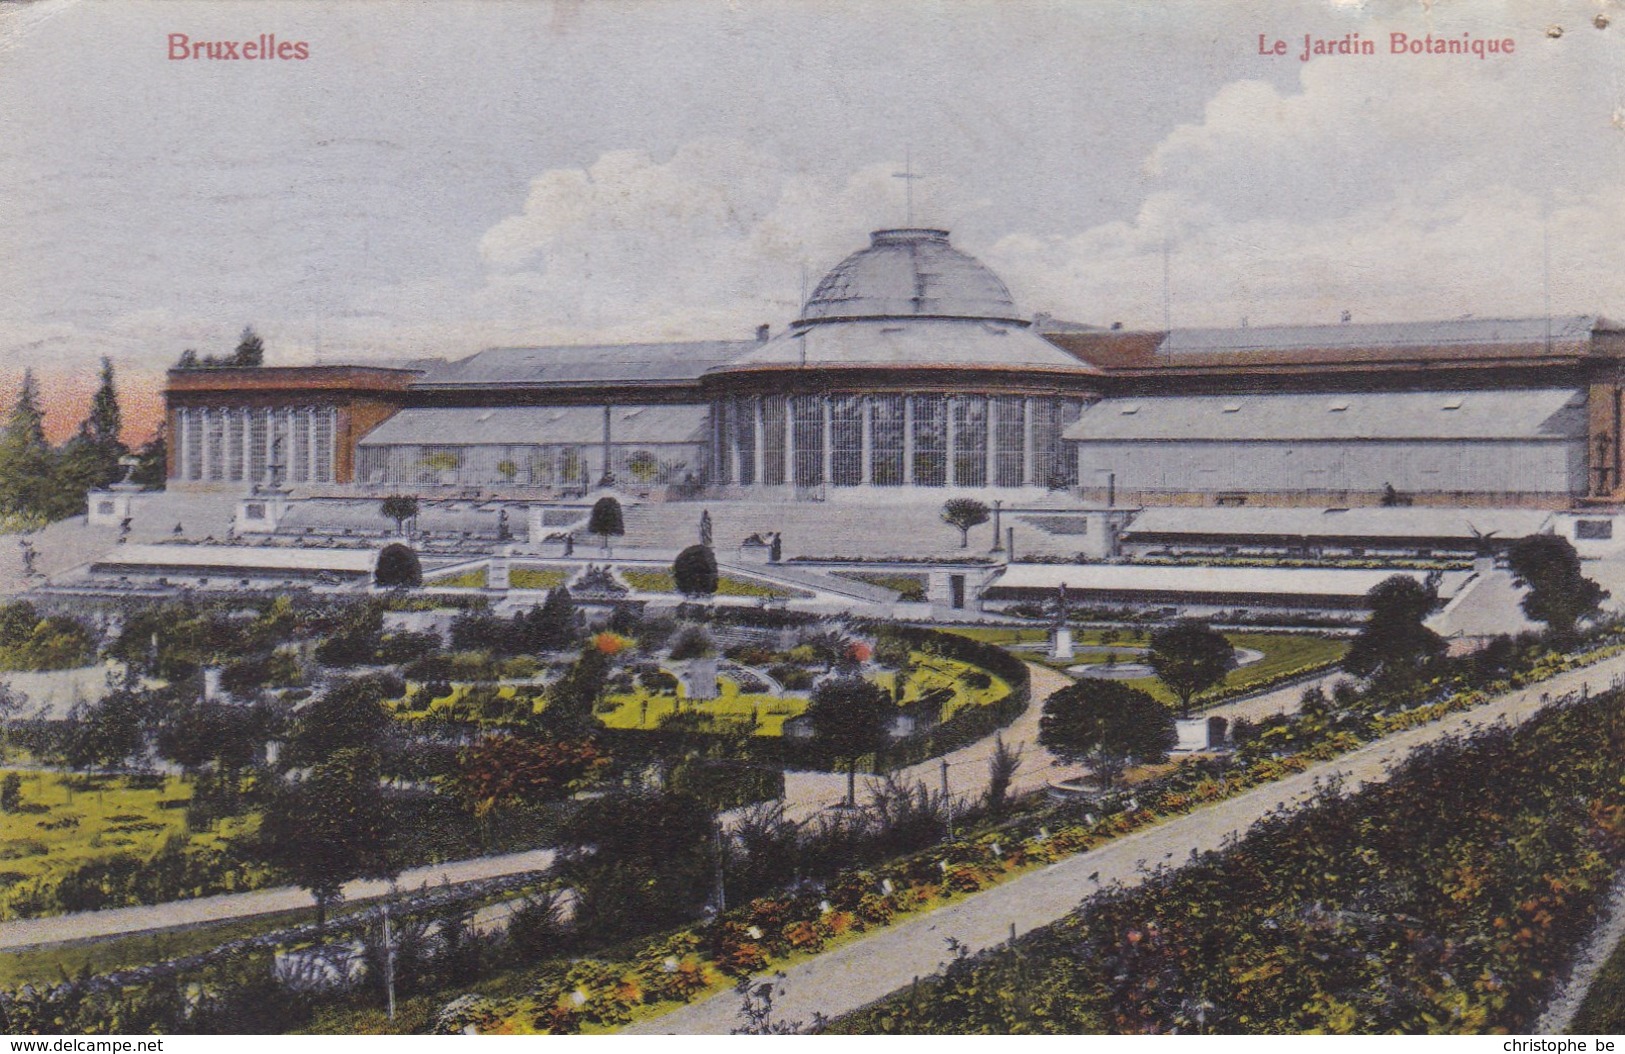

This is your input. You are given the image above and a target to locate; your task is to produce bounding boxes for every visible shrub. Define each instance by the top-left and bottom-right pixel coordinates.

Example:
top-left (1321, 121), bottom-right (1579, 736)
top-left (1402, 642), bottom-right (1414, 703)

top-left (375, 544), bottom-right (423, 589)
top-left (668, 626), bottom-right (714, 660)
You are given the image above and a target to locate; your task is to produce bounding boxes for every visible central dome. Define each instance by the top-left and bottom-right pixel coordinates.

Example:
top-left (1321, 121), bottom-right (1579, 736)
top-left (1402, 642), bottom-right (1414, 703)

top-left (797, 228), bottom-right (1026, 325)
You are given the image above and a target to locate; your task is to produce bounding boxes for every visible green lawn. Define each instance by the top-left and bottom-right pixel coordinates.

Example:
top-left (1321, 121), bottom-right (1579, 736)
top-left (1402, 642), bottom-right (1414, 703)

top-left (618, 568), bottom-right (806, 599)
top-left (830, 570), bottom-right (928, 602)
top-left (511, 566), bottom-right (570, 590)
top-left (0, 770), bottom-right (260, 921)
top-left (596, 652), bottom-right (1009, 736)
top-left (947, 626), bottom-right (1346, 708)
top-left (427, 568), bottom-right (488, 588)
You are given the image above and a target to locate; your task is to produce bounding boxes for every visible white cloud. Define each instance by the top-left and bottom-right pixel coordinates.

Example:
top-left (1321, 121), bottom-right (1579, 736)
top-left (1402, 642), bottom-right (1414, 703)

top-left (464, 140), bottom-right (966, 341)
top-left (984, 23), bottom-right (1625, 329)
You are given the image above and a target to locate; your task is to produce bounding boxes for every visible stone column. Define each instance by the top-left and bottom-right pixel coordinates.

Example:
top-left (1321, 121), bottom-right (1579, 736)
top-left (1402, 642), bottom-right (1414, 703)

top-left (727, 401), bottom-right (742, 485)
top-left (752, 396), bottom-right (765, 486)
top-left (784, 396), bottom-right (797, 487)
top-left (860, 397), bottom-right (874, 486)
top-left (821, 397), bottom-right (833, 487)
top-left (945, 396), bottom-right (958, 487)
top-left (176, 409), bottom-right (191, 480)
top-left (903, 397), bottom-right (916, 486)
top-left (985, 397), bottom-right (999, 486)
top-left (200, 409), bottom-right (215, 482)
top-left (1022, 397), bottom-right (1036, 486)
top-left (240, 409), bottom-right (252, 483)
top-left (307, 407), bottom-right (320, 483)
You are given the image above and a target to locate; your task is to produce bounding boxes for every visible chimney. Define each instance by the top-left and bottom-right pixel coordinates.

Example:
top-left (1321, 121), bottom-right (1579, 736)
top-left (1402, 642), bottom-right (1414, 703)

top-left (756, 324), bottom-right (771, 342)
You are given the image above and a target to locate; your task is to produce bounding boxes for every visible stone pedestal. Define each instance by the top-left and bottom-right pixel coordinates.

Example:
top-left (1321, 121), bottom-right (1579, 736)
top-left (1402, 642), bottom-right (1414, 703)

top-left (683, 657), bottom-right (719, 701)
top-left (235, 489), bottom-right (291, 534)
top-left (1049, 626), bottom-right (1074, 660)
top-left (487, 555), bottom-right (511, 591)
top-left (87, 487), bottom-right (139, 527)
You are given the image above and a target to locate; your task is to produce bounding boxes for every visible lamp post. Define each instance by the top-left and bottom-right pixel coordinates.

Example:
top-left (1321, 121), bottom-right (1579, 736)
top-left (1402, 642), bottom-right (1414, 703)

top-left (990, 499), bottom-right (1004, 552)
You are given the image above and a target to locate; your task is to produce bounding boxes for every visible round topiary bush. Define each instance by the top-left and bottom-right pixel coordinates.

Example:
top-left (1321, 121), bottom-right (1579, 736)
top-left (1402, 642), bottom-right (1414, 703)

top-left (375, 543), bottom-right (423, 588)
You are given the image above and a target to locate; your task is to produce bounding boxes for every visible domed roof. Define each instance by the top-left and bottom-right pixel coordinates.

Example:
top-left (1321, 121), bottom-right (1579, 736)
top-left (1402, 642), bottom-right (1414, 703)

top-left (797, 228), bottom-right (1025, 325)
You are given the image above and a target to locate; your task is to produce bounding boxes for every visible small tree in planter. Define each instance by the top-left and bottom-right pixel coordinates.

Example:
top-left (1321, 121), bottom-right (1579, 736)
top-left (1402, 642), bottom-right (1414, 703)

top-left (588, 496), bottom-right (624, 556)
top-left (940, 498), bottom-right (990, 549)
top-left (379, 495), bottom-right (419, 537)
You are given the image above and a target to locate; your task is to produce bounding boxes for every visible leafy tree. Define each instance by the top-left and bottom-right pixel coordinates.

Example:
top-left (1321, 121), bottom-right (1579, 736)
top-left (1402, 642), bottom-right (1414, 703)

top-left (531, 586), bottom-right (578, 652)
top-left (538, 646), bottom-right (608, 736)
top-left (55, 358), bottom-right (127, 505)
top-left (0, 369), bottom-right (55, 518)
top-left (1038, 680), bottom-right (1176, 792)
top-left (804, 676), bottom-right (893, 806)
top-left (1147, 619), bottom-right (1236, 716)
top-left (379, 495), bottom-right (419, 536)
top-left (374, 543), bottom-right (422, 588)
top-left (175, 348), bottom-right (200, 369)
top-left (1508, 534), bottom-right (1608, 637)
top-left (447, 733), bottom-right (608, 833)
top-left (984, 732), bottom-right (1023, 815)
top-left (284, 674), bottom-right (399, 768)
top-left (0, 772), bottom-right (20, 813)
top-left (940, 498), bottom-right (990, 548)
top-left (65, 678), bottom-right (159, 772)
top-left (587, 496), bottom-right (624, 555)
top-left (1343, 574), bottom-right (1446, 684)
top-left (0, 682), bottom-right (21, 758)
top-left (233, 325), bottom-right (265, 367)
top-left (130, 426), bottom-right (167, 489)
top-left (552, 790), bottom-right (716, 942)
top-left (673, 543), bottom-right (718, 599)
top-left (85, 356), bottom-right (123, 449)
top-left (256, 748), bottom-right (396, 926)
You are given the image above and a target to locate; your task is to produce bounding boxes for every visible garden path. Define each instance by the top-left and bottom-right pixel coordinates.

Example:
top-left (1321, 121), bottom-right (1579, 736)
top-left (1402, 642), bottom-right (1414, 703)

top-left (629, 652), bottom-right (1625, 1034)
top-left (774, 664), bottom-right (1348, 825)
top-left (0, 847), bottom-right (557, 952)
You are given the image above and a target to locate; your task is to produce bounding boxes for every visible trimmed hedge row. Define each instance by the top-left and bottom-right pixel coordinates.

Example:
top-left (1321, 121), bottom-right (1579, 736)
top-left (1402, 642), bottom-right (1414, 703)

top-left (601, 624), bottom-right (1029, 773)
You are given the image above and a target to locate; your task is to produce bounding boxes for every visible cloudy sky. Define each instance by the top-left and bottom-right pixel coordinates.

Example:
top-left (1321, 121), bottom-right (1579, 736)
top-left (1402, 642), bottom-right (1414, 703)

top-left (2, 0), bottom-right (1623, 434)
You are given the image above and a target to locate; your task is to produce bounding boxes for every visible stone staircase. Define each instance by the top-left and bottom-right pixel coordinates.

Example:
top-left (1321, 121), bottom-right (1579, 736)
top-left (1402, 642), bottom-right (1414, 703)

top-left (614, 500), bottom-right (1095, 562)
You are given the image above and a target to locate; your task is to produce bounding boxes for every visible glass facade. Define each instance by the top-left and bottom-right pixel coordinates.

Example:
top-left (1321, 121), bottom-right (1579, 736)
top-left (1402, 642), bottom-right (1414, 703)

top-left (711, 393), bottom-right (1085, 491)
top-left (173, 406), bottom-right (338, 484)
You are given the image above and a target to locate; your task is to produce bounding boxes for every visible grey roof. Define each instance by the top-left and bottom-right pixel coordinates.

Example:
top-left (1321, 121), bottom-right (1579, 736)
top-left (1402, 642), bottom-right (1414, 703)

top-left (1159, 315), bottom-right (1603, 356)
top-left (94, 544), bottom-right (379, 574)
top-left (798, 229), bottom-right (1025, 324)
top-left (710, 317), bottom-right (1099, 375)
top-left (1123, 506), bottom-right (1555, 542)
top-left (991, 562), bottom-right (1472, 600)
top-left (411, 341), bottom-right (755, 389)
top-left (1065, 389), bottom-right (1587, 442)
top-left (358, 404), bottom-right (710, 446)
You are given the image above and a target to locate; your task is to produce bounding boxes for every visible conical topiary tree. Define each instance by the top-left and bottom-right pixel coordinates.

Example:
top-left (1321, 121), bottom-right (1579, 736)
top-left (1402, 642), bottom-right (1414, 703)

top-left (588, 496), bottom-right (624, 556)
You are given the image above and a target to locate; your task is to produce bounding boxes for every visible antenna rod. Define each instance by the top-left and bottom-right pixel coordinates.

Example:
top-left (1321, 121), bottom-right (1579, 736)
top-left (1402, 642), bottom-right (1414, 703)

top-left (1162, 237), bottom-right (1173, 363)
top-left (1543, 200), bottom-right (1552, 353)
top-left (892, 147), bottom-right (923, 227)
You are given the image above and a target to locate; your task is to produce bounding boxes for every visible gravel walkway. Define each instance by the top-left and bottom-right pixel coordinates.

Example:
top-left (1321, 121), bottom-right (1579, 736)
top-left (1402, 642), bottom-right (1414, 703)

top-left (628, 655), bottom-right (1625, 1034)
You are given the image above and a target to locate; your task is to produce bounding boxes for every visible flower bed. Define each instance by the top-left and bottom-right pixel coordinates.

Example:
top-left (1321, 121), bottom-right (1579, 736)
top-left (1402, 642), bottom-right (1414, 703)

top-left (488, 634), bottom-right (1625, 1033)
top-left (833, 686), bottom-right (1625, 1034)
